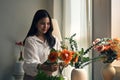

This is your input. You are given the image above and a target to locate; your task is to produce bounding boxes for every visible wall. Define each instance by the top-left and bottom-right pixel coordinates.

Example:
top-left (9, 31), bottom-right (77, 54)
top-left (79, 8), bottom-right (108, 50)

top-left (92, 0), bottom-right (111, 80)
top-left (53, 0), bottom-right (63, 32)
top-left (0, 0), bottom-right (51, 80)
top-left (111, 0), bottom-right (120, 79)
top-left (111, 0), bottom-right (120, 38)
top-left (111, 0), bottom-right (120, 67)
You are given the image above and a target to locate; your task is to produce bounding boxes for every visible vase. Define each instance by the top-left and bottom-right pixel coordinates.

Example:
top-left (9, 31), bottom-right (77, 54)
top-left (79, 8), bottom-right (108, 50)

top-left (102, 63), bottom-right (116, 80)
top-left (13, 61), bottom-right (24, 80)
top-left (71, 68), bottom-right (88, 80)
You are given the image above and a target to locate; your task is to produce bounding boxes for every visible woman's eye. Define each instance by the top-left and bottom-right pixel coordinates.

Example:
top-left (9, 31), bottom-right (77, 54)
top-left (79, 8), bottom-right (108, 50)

top-left (40, 22), bottom-right (45, 25)
top-left (39, 22), bottom-right (50, 26)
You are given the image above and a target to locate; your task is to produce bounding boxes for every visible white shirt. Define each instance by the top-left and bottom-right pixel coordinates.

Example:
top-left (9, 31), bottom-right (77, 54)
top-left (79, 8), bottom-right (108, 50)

top-left (23, 35), bottom-right (61, 76)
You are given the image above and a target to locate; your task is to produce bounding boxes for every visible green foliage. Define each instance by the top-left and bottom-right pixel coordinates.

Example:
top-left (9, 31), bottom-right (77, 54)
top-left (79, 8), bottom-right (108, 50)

top-left (64, 34), bottom-right (92, 68)
top-left (35, 70), bottom-right (65, 80)
top-left (65, 33), bottom-right (78, 51)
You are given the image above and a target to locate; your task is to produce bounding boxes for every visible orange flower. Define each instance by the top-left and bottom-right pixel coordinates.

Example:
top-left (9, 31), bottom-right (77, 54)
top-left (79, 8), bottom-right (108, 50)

top-left (48, 51), bottom-right (58, 63)
top-left (59, 49), bottom-right (73, 64)
top-left (72, 55), bottom-right (79, 63)
top-left (94, 45), bottom-right (104, 52)
top-left (117, 54), bottom-right (120, 60)
top-left (116, 51), bottom-right (120, 60)
top-left (103, 45), bottom-right (111, 51)
top-left (70, 51), bottom-right (75, 55)
top-left (111, 38), bottom-right (120, 49)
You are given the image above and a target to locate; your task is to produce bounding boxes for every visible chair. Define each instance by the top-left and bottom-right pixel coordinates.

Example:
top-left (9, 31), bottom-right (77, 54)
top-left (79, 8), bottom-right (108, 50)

top-left (52, 19), bottom-right (62, 41)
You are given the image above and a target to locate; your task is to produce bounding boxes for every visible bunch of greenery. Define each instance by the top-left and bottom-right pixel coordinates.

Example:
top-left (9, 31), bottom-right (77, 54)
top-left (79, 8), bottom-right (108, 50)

top-left (35, 70), bottom-right (64, 80)
top-left (64, 33), bottom-right (104, 68)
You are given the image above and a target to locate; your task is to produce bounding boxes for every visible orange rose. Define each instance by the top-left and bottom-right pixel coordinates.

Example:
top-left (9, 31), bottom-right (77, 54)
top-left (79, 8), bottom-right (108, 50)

top-left (103, 45), bottom-right (111, 51)
top-left (59, 49), bottom-right (73, 64)
top-left (72, 55), bottom-right (79, 63)
top-left (48, 51), bottom-right (58, 63)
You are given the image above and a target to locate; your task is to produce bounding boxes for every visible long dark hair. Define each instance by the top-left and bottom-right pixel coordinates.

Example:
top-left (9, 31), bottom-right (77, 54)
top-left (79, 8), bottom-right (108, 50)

top-left (23, 9), bottom-right (55, 48)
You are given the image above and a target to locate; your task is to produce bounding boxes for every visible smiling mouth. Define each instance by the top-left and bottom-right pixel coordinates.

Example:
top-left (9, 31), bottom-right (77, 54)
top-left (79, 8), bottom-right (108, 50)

top-left (43, 29), bottom-right (47, 31)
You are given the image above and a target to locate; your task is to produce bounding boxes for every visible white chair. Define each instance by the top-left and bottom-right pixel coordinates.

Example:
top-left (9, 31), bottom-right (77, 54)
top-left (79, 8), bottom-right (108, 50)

top-left (52, 19), bottom-right (62, 41)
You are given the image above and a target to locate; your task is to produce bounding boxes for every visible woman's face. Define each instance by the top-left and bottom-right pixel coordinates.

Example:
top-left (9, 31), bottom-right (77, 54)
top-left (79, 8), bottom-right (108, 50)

top-left (37, 17), bottom-right (50, 35)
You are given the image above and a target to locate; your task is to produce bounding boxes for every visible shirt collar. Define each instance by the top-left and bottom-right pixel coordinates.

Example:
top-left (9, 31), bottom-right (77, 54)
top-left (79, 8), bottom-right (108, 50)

top-left (33, 35), bottom-right (47, 44)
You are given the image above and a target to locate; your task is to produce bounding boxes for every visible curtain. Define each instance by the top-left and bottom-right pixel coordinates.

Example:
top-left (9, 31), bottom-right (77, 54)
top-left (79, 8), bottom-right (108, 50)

top-left (62, 0), bottom-right (92, 80)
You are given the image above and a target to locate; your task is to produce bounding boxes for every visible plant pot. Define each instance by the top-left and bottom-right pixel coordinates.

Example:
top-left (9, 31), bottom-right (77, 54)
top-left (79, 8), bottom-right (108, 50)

top-left (102, 63), bottom-right (116, 80)
top-left (71, 68), bottom-right (88, 80)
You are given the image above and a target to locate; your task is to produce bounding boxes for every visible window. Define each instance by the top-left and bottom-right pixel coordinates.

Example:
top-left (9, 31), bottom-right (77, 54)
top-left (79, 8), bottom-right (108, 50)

top-left (62, 0), bottom-right (92, 80)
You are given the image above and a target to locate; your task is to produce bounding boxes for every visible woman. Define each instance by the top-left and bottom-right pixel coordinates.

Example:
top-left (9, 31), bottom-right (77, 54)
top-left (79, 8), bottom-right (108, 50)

top-left (23, 9), bottom-right (61, 80)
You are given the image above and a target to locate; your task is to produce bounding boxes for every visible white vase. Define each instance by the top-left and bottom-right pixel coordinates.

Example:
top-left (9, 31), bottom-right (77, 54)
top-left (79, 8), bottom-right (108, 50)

top-left (13, 61), bottom-right (24, 80)
top-left (71, 68), bottom-right (88, 80)
top-left (102, 63), bottom-right (116, 80)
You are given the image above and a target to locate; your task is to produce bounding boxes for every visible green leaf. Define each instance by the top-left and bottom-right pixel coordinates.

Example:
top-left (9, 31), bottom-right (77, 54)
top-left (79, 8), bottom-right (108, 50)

top-left (57, 75), bottom-right (64, 80)
top-left (35, 70), bottom-right (65, 80)
top-left (80, 48), bottom-right (84, 55)
top-left (35, 70), bottom-right (48, 80)
top-left (82, 57), bottom-right (90, 62)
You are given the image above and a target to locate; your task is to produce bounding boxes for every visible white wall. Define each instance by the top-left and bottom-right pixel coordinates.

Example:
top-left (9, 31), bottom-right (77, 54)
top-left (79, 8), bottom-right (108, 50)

top-left (111, 0), bottom-right (120, 38)
top-left (111, 0), bottom-right (120, 79)
top-left (53, 0), bottom-right (63, 32)
top-left (0, 0), bottom-right (51, 80)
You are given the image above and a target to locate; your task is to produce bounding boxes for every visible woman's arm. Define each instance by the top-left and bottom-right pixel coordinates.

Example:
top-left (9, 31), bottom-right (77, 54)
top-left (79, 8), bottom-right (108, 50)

top-left (23, 37), bottom-right (41, 76)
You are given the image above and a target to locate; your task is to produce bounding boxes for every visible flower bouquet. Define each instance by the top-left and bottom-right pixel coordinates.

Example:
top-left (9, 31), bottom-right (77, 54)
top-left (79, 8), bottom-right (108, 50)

top-left (62, 33), bottom-right (103, 68)
top-left (93, 38), bottom-right (120, 80)
top-left (35, 34), bottom-right (97, 80)
top-left (35, 48), bottom-right (70, 80)
top-left (93, 38), bottom-right (120, 63)
top-left (67, 35), bottom-right (120, 68)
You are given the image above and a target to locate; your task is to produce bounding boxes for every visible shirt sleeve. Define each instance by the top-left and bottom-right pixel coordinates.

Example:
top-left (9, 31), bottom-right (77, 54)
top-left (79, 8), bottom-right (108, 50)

top-left (23, 37), bottom-right (41, 76)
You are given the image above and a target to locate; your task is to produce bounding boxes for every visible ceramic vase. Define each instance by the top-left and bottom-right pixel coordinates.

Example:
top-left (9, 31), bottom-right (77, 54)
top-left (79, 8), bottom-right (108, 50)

top-left (13, 61), bottom-right (24, 80)
top-left (102, 63), bottom-right (116, 80)
top-left (71, 68), bottom-right (88, 80)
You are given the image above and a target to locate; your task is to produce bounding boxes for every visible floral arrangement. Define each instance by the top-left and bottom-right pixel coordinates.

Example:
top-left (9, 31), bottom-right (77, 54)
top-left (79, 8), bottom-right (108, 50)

top-left (93, 38), bottom-right (120, 63)
top-left (35, 48), bottom-right (69, 80)
top-left (35, 34), bottom-right (120, 80)
top-left (67, 35), bottom-right (120, 68)
top-left (15, 41), bottom-right (24, 61)
top-left (62, 34), bottom-right (91, 68)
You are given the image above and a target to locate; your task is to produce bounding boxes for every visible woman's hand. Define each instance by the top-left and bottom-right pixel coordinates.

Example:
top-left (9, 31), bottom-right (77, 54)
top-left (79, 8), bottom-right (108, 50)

top-left (39, 63), bottom-right (59, 76)
top-left (41, 63), bottom-right (58, 72)
top-left (49, 64), bottom-right (59, 72)
top-left (59, 62), bottom-right (68, 67)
